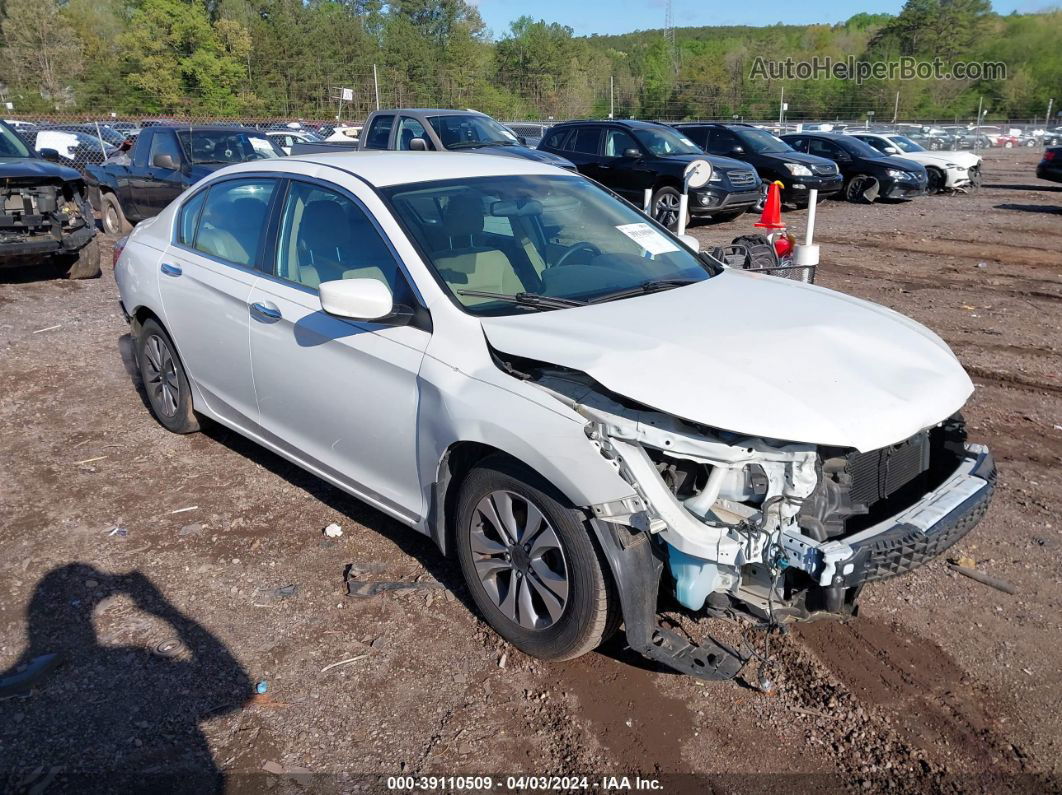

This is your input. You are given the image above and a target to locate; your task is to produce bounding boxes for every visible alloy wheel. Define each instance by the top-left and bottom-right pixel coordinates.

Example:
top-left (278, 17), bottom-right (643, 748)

top-left (105, 205), bottom-right (119, 234)
top-left (142, 334), bottom-right (180, 417)
top-left (653, 192), bottom-right (680, 227)
top-left (469, 490), bottom-right (569, 630)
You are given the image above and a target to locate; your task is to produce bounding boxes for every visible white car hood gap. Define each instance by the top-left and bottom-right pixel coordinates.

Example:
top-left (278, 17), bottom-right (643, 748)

top-left (480, 270), bottom-right (973, 452)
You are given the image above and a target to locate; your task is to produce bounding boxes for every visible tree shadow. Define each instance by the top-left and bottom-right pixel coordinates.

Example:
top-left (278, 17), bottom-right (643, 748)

top-left (994, 203), bottom-right (1062, 215)
top-left (983, 183), bottom-right (1062, 192)
top-left (0, 564), bottom-right (252, 792)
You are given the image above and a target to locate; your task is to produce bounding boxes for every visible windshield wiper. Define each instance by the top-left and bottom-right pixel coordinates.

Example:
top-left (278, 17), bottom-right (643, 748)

top-left (457, 289), bottom-right (585, 310)
top-left (587, 278), bottom-right (698, 304)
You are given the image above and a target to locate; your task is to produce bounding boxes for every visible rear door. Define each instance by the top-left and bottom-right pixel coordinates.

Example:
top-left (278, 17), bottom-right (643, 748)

top-left (562, 125), bottom-right (606, 182)
top-left (245, 178), bottom-right (430, 520)
top-left (159, 176), bottom-right (279, 428)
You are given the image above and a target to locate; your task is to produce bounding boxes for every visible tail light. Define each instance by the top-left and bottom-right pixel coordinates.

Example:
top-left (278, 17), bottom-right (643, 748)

top-left (112, 235), bottom-right (129, 268)
top-left (1045, 150), bottom-right (1057, 161)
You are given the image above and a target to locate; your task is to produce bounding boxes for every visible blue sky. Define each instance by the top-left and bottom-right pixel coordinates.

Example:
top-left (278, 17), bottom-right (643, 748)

top-left (473, 0), bottom-right (1057, 38)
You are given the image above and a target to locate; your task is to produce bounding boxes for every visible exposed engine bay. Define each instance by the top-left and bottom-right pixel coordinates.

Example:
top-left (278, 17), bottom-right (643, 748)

top-left (503, 356), bottom-right (993, 630)
top-left (0, 177), bottom-right (95, 265)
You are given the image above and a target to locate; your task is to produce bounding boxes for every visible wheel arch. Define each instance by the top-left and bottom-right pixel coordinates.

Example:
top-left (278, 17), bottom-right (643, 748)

top-left (430, 441), bottom-right (583, 558)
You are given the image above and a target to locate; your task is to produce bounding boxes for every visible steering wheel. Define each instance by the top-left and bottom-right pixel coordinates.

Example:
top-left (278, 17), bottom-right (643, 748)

top-left (553, 241), bottom-right (601, 268)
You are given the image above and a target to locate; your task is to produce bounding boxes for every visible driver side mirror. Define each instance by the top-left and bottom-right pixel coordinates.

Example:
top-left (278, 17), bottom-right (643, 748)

top-left (39, 148), bottom-right (60, 163)
top-left (409, 137), bottom-right (428, 151)
top-left (883, 146), bottom-right (899, 154)
top-left (517, 135), bottom-right (527, 146)
top-left (730, 145), bottom-right (745, 155)
top-left (320, 278), bottom-right (408, 324)
top-left (152, 152), bottom-right (179, 170)
top-left (623, 147), bottom-right (642, 159)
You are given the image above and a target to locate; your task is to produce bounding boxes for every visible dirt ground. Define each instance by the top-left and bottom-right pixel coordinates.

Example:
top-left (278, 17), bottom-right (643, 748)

top-left (1, 147), bottom-right (1059, 793)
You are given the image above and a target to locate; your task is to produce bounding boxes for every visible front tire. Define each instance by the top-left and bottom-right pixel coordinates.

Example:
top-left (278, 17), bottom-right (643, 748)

top-left (455, 457), bottom-right (618, 661)
top-left (845, 174), bottom-right (879, 203)
top-left (650, 186), bottom-right (688, 231)
top-left (136, 319), bottom-right (199, 434)
top-left (62, 237), bottom-right (101, 279)
top-left (926, 167), bottom-right (945, 195)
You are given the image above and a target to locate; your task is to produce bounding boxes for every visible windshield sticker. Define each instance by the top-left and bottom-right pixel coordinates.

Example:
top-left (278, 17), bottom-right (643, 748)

top-left (615, 223), bottom-right (680, 255)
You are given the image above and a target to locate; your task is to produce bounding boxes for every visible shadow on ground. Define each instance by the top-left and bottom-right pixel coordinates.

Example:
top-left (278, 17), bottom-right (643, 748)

top-left (0, 564), bottom-right (252, 792)
top-left (994, 203), bottom-right (1062, 215)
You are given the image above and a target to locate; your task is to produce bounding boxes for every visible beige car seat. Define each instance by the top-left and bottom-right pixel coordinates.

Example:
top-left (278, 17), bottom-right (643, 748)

top-left (433, 194), bottom-right (524, 303)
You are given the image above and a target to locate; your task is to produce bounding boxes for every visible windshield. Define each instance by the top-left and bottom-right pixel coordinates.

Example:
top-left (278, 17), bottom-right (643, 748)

top-left (735, 127), bottom-right (792, 154)
top-left (176, 130), bottom-right (282, 163)
top-left (838, 136), bottom-right (883, 158)
top-left (887, 135), bottom-right (925, 153)
top-left (633, 126), bottom-right (702, 156)
top-left (384, 175), bottom-right (713, 316)
top-left (428, 115), bottom-right (519, 150)
top-left (0, 123), bottom-right (33, 158)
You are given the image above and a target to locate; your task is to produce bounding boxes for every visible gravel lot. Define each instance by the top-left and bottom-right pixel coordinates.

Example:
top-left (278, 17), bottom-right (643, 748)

top-left (1, 147), bottom-right (1059, 793)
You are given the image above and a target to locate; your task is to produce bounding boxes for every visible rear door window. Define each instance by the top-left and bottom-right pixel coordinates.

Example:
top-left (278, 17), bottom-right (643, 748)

top-left (363, 115), bottom-right (394, 150)
top-left (571, 126), bottom-right (602, 155)
top-left (193, 179), bottom-right (276, 268)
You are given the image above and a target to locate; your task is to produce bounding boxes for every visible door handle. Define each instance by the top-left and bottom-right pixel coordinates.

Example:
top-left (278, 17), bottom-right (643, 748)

top-left (250, 301), bottom-right (281, 320)
top-left (160, 262), bottom-right (182, 277)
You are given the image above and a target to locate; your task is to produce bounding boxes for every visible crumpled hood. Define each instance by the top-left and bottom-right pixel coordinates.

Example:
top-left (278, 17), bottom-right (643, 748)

top-left (0, 156), bottom-right (82, 182)
top-left (871, 154), bottom-right (927, 173)
top-left (479, 270), bottom-right (973, 452)
top-left (922, 149), bottom-right (981, 168)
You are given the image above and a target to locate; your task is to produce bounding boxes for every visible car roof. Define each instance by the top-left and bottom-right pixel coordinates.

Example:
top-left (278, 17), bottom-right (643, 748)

top-left (377, 109), bottom-right (487, 116)
top-left (149, 124), bottom-right (262, 133)
top-left (550, 119), bottom-right (668, 130)
top-left (230, 150), bottom-right (570, 188)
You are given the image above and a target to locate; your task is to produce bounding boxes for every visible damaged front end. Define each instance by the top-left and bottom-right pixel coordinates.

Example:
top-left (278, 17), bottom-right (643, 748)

top-left (0, 178), bottom-right (96, 266)
top-left (525, 364), bottom-right (995, 681)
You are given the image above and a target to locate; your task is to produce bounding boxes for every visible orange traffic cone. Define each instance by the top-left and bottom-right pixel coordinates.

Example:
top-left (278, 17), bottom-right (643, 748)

top-left (755, 180), bottom-right (786, 230)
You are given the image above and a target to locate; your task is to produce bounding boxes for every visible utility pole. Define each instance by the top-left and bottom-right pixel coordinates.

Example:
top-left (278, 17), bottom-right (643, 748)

top-left (610, 75), bottom-right (614, 119)
top-left (976, 95), bottom-right (983, 125)
top-left (664, 0), bottom-right (677, 73)
top-left (892, 91), bottom-right (900, 124)
top-left (373, 64), bottom-right (380, 111)
top-left (1047, 98), bottom-right (1055, 127)
top-left (778, 87), bottom-right (785, 126)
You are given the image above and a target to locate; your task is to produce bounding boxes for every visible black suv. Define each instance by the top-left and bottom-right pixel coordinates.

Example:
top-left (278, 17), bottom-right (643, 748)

top-left (674, 122), bottom-right (842, 206)
top-left (0, 120), bottom-right (100, 279)
top-left (781, 132), bottom-right (927, 203)
top-left (537, 119), bottom-right (761, 227)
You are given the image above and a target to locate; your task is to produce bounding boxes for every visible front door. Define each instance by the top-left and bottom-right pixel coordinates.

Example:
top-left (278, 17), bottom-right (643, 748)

top-left (247, 179), bottom-right (430, 521)
top-left (600, 127), bottom-right (652, 202)
top-left (159, 176), bottom-right (279, 428)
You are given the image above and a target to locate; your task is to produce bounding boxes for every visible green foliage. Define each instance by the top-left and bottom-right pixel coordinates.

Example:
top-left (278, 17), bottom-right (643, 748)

top-left (0, 0), bottom-right (1057, 121)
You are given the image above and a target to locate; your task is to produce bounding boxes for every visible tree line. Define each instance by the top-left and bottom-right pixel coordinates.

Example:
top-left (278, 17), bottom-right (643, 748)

top-left (0, 0), bottom-right (1058, 123)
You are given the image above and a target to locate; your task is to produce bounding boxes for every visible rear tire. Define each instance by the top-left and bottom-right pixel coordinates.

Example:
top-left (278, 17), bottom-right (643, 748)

top-left (455, 457), bottom-right (619, 661)
top-left (101, 192), bottom-right (132, 235)
top-left (62, 237), bottom-right (101, 279)
top-left (136, 319), bottom-right (199, 434)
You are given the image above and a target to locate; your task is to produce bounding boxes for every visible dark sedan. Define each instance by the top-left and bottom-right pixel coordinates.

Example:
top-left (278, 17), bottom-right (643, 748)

top-left (781, 132), bottom-right (927, 202)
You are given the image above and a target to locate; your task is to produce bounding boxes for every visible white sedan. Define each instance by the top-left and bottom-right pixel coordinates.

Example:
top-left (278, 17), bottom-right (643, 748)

top-left (848, 132), bottom-right (982, 192)
top-left (114, 152), bottom-right (995, 680)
